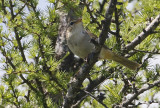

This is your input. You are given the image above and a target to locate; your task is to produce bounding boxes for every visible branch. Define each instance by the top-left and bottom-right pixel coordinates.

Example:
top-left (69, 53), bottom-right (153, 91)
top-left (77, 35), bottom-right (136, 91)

top-left (9, 0), bottom-right (27, 62)
top-left (72, 72), bottom-right (112, 107)
top-left (99, 0), bottom-right (117, 45)
top-left (99, 0), bottom-right (107, 13)
top-left (134, 49), bottom-right (160, 54)
top-left (118, 71), bottom-right (133, 95)
top-left (10, 81), bottom-right (20, 108)
top-left (117, 79), bottom-right (160, 107)
top-left (14, 4), bottom-right (26, 19)
top-left (126, 13), bottom-right (160, 51)
top-left (19, 74), bottom-right (39, 93)
top-left (2, 0), bottom-right (7, 14)
top-left (71, 69), bottom-right (115, 108)
top-left (9, 0), bottom-right (15, 20)
top-left (14, 27), bottom-right (27, 62)
top-left (11, 70), bottom-right (36, 74)
top-left (83, 90), bottom-right (108, 108)
top-left (24, 90), bottom-right (30, 102)
top-left (35, 79), bottom-right (48, 108)
top-left (83, 1), bottom-right (101, 28)
top-left (114, 5), bottom-right (122, 50)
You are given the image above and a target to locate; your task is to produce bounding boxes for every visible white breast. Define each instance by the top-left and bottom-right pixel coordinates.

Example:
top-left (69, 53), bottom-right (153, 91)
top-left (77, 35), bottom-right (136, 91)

top-left (67, 28), bottom-right (95, 58)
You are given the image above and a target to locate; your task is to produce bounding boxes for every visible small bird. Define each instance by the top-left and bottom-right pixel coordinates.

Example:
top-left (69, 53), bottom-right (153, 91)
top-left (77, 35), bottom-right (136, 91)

top-left (66, 18), bottom-right (140, 70)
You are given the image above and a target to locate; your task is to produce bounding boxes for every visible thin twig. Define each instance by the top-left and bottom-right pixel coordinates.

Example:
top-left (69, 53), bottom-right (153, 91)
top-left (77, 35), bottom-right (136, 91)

top-left (134, 49), bottom-right (160, 54)
top-left (14, 4), bottom-right (26, 19)
top-left (114, 5), bottom-right (122, 50)
top-left (83, 90), bottom-right (108, 108)
top-left (99, 0), bottom-right (107, 13)
top-left (9, 0), bottom-right (27, 62)
top-left (120, 79), bottom-right (160, 107)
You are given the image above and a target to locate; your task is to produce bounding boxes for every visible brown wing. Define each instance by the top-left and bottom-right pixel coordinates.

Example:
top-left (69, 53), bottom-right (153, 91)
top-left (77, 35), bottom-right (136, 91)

top-left (86, 30), bottom-right (97, 40)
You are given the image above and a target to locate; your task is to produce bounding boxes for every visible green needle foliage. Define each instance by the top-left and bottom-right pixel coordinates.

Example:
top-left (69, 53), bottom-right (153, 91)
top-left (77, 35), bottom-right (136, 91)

top-left (0, 0), bottom-right (160, 108)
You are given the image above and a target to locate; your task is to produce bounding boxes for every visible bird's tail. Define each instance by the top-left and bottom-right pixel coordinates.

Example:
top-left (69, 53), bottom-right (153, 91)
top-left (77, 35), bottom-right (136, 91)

top-left (100, 47), bottom-right (141, 70)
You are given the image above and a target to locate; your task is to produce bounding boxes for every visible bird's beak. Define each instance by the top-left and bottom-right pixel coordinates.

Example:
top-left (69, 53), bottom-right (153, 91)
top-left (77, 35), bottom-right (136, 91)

top-left (75, 18), bottom-right (82, 24)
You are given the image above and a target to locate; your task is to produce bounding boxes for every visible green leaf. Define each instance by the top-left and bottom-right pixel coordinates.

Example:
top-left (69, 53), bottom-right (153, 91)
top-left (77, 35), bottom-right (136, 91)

top-left (104, 85), bottom-right (120, 101)
top-left (48, 0), bottom-right (55, 3)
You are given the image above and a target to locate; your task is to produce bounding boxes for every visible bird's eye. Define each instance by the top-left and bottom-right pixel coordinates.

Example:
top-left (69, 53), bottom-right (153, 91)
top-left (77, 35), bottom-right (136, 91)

top-left (70, 22), bottom-right (74, 25)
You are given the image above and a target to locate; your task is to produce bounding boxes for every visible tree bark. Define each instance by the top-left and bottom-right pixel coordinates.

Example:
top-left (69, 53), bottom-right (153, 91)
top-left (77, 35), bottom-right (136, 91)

top-left (55, 12), bottom-right (75, 72)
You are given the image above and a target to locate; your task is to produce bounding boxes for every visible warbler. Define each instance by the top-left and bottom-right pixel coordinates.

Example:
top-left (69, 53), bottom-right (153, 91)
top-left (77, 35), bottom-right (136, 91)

top-left (66, 18), bottom-right (140, 70)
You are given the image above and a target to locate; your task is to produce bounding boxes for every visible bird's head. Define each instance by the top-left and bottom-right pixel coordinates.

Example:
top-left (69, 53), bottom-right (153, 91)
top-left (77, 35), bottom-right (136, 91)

top-left (67, 18), bottom-right (83, 33)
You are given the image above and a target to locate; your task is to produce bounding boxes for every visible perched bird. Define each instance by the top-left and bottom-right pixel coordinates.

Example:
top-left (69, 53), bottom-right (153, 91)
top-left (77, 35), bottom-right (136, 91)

top-left (66, 18), bottom-right (140, 70)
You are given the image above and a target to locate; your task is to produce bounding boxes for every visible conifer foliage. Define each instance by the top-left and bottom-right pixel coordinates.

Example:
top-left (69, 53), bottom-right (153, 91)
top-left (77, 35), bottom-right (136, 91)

top-left (0, 0), bottom-right (160, 107)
